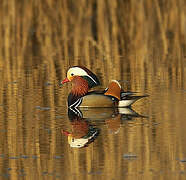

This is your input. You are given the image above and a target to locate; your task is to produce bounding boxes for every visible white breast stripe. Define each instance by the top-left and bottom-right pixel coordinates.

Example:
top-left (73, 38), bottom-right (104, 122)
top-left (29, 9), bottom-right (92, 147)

top-left (69, 98), bottom-right (80, 108)
top-left (69, 98), bottom-right (82, 108)
top-left (75, 98), bottom-right (82, 107)
top-left (69, 106), bottom-right (83, 117)
top-left (69, 98), bottom-right (83, 117)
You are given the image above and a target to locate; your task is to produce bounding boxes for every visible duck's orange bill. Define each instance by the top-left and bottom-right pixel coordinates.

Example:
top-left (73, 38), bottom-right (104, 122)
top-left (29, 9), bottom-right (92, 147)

top-left (62, 77), bottom-right (70, 84)
top-left (61, 130), bottom-right (71, 136)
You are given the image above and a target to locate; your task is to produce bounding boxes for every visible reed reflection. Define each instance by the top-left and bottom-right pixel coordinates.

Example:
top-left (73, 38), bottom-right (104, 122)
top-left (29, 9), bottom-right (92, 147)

top-left (62, 107), bottom-right (146, 148)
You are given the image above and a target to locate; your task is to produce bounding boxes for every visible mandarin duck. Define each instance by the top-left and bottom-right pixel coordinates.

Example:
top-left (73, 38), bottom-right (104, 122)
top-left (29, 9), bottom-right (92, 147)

top-left (61, 66), bottom-right (148, 108)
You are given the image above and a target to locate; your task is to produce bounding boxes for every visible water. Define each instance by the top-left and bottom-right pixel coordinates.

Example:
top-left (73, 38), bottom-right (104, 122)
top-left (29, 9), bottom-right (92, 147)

top-left (0, 57), bottom-right (185, 180)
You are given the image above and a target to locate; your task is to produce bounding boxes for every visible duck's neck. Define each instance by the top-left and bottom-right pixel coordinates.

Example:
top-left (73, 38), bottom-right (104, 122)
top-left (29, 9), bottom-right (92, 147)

top-left (71, 77), bottom-right (89, 97)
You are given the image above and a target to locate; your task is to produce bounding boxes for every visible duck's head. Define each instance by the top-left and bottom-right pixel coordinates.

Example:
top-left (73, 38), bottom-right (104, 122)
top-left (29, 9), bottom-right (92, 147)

top-left (61, 66), bottom-right (100, 96)
top-left (62, 66), bottom-right (100, 87)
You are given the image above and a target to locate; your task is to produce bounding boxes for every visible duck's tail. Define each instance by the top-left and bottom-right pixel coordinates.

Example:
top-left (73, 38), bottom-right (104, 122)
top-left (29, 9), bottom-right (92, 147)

top-left (118, 95), bottom-right (149, 107)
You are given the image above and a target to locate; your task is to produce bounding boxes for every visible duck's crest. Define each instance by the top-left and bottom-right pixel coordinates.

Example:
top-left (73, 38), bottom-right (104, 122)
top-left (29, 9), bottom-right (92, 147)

top-left (73, 66), bottom-right (100, 88)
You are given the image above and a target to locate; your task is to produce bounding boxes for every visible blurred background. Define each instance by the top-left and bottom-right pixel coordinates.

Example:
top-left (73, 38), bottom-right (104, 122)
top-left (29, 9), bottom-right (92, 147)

top-left (0, 0), bottom-right (185, 179)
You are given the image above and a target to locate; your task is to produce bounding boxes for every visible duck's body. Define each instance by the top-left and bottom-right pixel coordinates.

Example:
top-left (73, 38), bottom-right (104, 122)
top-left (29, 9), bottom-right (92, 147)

top-left (68, 91), bottom-right (147, 108)
top-left (80, 93), bottom-right (116, 107)
top-left (68, 91), bottom-right (117, 108)
top-left (62, 66), bottom-right (147, 108)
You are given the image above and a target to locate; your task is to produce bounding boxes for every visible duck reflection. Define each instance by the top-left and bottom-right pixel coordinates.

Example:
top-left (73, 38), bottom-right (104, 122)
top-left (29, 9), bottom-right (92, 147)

top-left (62, 107), bottom-right (146, 148)
top-left (62, 108), bottom-right (100, 148)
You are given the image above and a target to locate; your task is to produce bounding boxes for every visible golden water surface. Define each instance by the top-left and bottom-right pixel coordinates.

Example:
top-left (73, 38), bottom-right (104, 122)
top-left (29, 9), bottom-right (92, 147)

top-left (0, 0), bottom-right (186, 179)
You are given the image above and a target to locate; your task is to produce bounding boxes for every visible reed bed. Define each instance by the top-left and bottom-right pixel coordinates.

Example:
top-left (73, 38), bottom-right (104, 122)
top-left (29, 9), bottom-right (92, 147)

top-left (0, 0), bottom-right (185, 75)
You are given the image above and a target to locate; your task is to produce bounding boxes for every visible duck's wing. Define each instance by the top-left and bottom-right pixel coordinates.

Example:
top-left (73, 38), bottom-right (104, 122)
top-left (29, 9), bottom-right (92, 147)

top-left (104, 80), bottom-right (121, 100)
top-left (121, 91), bottom-right (138, 97)
top-left (121, 95), bottom-right (149, 100)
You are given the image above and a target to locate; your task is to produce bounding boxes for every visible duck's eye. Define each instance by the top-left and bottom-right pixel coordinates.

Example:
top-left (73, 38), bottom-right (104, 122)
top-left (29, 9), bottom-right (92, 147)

top-left (71, 73), bottom-right (74, 76)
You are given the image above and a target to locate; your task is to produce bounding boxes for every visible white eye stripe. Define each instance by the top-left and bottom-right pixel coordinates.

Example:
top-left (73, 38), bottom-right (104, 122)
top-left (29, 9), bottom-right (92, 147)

top-left (68, 67), bottom-right (88, 76)
top-left (68, 67), bottom-right (97, 84)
